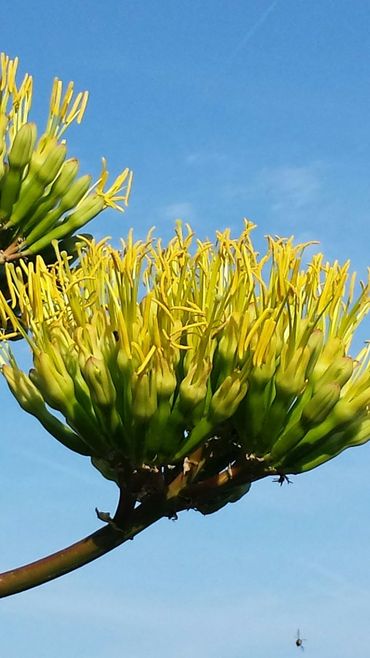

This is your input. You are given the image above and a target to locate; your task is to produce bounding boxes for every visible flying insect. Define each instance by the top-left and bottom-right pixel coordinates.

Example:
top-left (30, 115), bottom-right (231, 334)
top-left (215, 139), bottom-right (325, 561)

top-left (295, 629), bottom-right (306, 651)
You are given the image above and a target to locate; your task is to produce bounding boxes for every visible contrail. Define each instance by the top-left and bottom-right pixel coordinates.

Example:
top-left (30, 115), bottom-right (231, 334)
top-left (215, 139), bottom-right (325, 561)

top-left (173, 1), bottom-right (280, 160)
top-left (200, 1), bottom-right (279, 101)
top-left (224, 0), bottom-right (279, 66)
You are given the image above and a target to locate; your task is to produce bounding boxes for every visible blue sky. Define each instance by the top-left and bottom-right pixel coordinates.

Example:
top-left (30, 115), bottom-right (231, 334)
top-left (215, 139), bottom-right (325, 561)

top-left (1, 1), bottom-right (370, 656)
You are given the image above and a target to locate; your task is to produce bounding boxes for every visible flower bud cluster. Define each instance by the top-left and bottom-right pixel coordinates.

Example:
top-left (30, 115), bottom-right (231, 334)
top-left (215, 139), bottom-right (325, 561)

top-left (0, 52), bottom-right (132, 267)
top-left (1, 222), bottom-right (369, 481)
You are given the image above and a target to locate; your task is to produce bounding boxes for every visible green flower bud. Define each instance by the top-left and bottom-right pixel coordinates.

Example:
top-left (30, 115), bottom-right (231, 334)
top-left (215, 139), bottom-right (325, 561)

top-left (302, 382), bottom-right (341, 426)
top-left (313, 355), bottom-right (353, 391)
top-left (209, 373), bottom-right (247, 423)
top-left (310, 336), bottom-right (345, 384)
top-left (154, 357), bottom-right (177, 400)
top-left (23, 194), bottom-right (105, 254)
top-left (275, 346), bottom-right (310, 397)
top-left (64, 193), bottom-right (105, 230)
top-left (51, 158), bottom-right (80, 197)
top-left (36, 142), bottom-right (67, 185)
top-left (81, 355), bottom-right (116, 408)
top-left (178, 360), bottom-right (210, 412)
top-left (332, 388), bottom-right (370, 425)
top-left (8, 123), bottom-right (37, 169)
top-left (62, 174), bottom-right (91, 208)
top-left (2, 364), bottom-right (90, 455)
top-left (30, 351), bottom-right (74, 412)
top-left (216, 314), bottom-right (239, 374)
top-left (23, 174), bottom-right (92, 247)
top-left (305, 329), bottom-right (324, 378)
top-left (132, 372), bottom-right (157, 423)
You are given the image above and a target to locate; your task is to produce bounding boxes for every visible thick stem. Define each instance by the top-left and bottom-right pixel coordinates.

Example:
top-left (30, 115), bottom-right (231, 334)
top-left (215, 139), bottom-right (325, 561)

top-left (0, 500), bottom-right (164, 598)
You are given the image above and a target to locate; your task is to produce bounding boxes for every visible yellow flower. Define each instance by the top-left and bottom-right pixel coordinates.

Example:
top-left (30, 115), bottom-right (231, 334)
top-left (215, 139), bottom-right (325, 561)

top-left (0, 223), bottom-right (369, 483)
top-left (0, 53), bottom-right (132, 264)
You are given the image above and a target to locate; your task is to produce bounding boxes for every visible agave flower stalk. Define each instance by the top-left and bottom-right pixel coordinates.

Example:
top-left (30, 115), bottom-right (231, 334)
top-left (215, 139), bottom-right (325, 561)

top-left (0, 53), bottom-right (133, 271)
top-left (0, 222), bottom-right (369, 595)
top-left (2, 221), bottom-right (369, 494)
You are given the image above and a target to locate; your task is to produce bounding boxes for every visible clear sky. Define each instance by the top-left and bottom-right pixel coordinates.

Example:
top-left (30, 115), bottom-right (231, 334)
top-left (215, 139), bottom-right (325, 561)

top-left (1, 1), bottom-right (370, 657)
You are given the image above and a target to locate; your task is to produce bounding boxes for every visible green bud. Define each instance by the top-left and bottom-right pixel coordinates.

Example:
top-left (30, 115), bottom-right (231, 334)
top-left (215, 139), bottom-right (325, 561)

top-left (283, 417), bottom-right (370, 474)
top-left (209, 374), bottom-right (247, 423)
top-left (8, 123), bottom-right (37, 169)
top-left (142, 399), bottom-right (174, 462)
top-left (81, 356), bottom-right (116, 408)
top-left (23, 174), bottom-right (92, 247)
top-left (178, 360), bottom-right (210, 412)
top-left (233, 360), bottom-right (275, 448)
top-left (216, 314), bottom-right (239, 374)
top-left (0, 124), bottom-right (38, 219)
top-left (132, 372), bottom-right (157, 422)
top-left (302, 382), bottom-right (341, 426)
top-left (268, 384), bottom-right (341, 463)
top-left (313, 356), bottom-right (353, 391)
top-left (2, 364), bottom-right (46, 414)
top-left (116, 344), bottom-right (132, 375)
top-left (275, 346), bottom-right (310, 397)
top-left (8, 142), bottom-right (68, 226)
top-left (63, 193), bottom-right (105, 230)
top-left (154, 358), bottom-right (177, 400)
top-left (2, 365), bottom-right (89, 456)
top-left (305, 329), bottom-right (324, 378)
top-left (36, 142), bottom-right (67, 185)
top-left (22, 194), bottom-right (105, 255)
top-left (20, 159), bottom-right (79, 235)
top-left (30, 352), bottom-right (74, 411)
top-left (251, 359), bottom-right (276, 388)
top-left (332, 389), bottom-right (370, 425)
top-left (348, 417), bottom-right (370, 446)
top-left (51, 158), bottom-right (80, 197)
top-left (310, 336), bottom-right (344, 384)
top-left (59, 174), bottom-right (91, 210)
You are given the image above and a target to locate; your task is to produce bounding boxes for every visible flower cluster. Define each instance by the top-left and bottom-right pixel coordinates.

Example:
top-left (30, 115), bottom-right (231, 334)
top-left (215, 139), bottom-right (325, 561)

top-left (0, 53), bottom-right (132, 267)
top-left (1, 222), bottom-right (368, 499)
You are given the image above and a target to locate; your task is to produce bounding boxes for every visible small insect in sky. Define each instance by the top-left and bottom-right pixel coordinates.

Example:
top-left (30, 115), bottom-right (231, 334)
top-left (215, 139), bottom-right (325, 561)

top-left (295, 629), bottom-right (306, 651)
top-left (273, 473), bottom-right (293, 486)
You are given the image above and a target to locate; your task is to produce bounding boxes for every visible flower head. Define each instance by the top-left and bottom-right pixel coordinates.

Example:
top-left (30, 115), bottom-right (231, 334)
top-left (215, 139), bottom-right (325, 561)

top-left (1, 222), bottom-right (369, 499)
top-left (0, 53), bottom-right (132, 267)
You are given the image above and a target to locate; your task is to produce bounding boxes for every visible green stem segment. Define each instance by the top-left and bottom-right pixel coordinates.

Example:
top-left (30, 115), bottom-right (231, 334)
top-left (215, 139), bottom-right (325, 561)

top-left (0, 501), bottom-right (164, 598)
